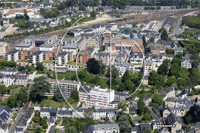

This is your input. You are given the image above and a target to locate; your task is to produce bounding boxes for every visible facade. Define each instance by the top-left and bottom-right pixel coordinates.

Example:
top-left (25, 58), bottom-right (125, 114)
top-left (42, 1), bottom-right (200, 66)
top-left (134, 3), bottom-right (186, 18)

top-left (45, 78), bottom-right (80, 97)
top-left (181, 58), bottom-right (194, 69)
top-left (0, 105), bottom-right (12, 133)
top-left (3, 75), bottom-right (15, 87)
top-left (30, 51), bottom-right (43, 65)
top-left (143, 60), bottom-right (154, 75)
top-left (87, 124), bottom-right (120, 133)
top-left (6, 50), bottom-right (19, 62)
top-left (115, 63), bottom-right (135, 76)
top-left (91, 24), bottom-right (105, 34)
top-left (79, 85), bottom-right (115, 108)
top-left (57, 52), bottom-right (69, 66)
top-left (174, 47), bottom-right (183, 55)
top-left (0, 42), bottom-right (9, 56)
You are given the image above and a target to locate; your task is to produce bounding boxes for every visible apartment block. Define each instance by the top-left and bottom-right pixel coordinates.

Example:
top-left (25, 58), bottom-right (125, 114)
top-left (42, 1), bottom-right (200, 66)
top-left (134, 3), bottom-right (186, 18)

top-left (6, 50), bottom-right (19, 62)
top-left (0, 42), bottom-right (9, 56)
top-left (79, 85), bottom-right (115, 108)
top-left (45, 78), bottom-right (80, 97)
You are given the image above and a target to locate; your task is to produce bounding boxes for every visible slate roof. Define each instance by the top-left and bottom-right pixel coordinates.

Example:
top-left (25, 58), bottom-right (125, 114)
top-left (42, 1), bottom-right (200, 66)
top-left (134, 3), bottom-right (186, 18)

top-left (16, 43), bottom-right (32, 47)
top-left (63, 45), bottom-right (78, 49)
top-left (32, 50), bottom-right (43, 55)
top-left (139, 123), bottom-right (151, 128)
top-left (0, 68), bottom-right (17, 73)
top-left (131, 126), bottom-right (139, 131)
top-left (162, 42), bottom-right (176, 49)
top-left (7, 50), bottom-right (18, 54)
top-left (47, 119), bottom-right (55, 124)
top-left (92, 24), bottom-right (104, 29)
top-left (57, 110), bottom-right (72, 115)
top-left (181, 58), bottom-right (194, 64)
top-left (129, 107), bottom-right (137, 113)
top-left (166, 113), bottom-right (176, 125)
top-left (16, 75), bottom-right (27, 80)
top-left (194, 122), bottom-right (200, 128)
top-left (57, 52), bottom-right (68, 56)
top-left (144, 60), bottom-right (153, 65)
top-left (40, 107), bottom-right (58, 113)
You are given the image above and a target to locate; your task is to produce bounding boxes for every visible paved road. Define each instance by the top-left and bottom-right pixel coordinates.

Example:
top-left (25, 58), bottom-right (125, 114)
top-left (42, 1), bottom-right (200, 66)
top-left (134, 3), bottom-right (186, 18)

top-left (173, 17), bottom-right (183, 35)
top-left (49, 126), bottom-right (56, 133)
top-left (9, 111), bottom-right (26, 133)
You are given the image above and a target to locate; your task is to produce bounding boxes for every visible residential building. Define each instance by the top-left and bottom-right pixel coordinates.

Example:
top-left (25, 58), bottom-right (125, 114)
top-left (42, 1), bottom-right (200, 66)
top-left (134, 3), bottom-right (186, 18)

top-left (79, 85), bottom-right (115, 108)
top-left (143, 60), bottom-right (154, 75)
top-left (115, 63), bottom-right (135, 76)
top-left (76, 50), bottom-right (91, 63)
top-left (3, 75), bottom-right (15, 87)
top-left (196, 33), bottom-right (200, 40)
top-left (162, 17), bottom-right (174, 30)
top-left (6, 50), bottom-right (19, 62)
top-left (15, 43), bottom-right (33, 51)
top-left (91, 24), bottom-right (105, 34)
top-left (0, 68), bottom-right (17, 75)
top-left (145, 52), bottom-right (164, 70)
top-left (45, 78), bottom-right (80, 97)
top-left (93, 109), bottom-right (106, 120)
top-left (30, 51), bottom-right (43, 65)
top-left (62, 45), bottom-right (78, 55)
top-left (0, 42), bottom-right (9, 56)
top-left (142, 75), bottom-right (149, 85)
top-left (15, 75), bottom-right (27, 86)
top-left (181, 58), bottom-right (194, 69)
top-left (57, 110), bottom-right (72, 118)
top-left (16, 110), bottom-right (34, 132)
top-left (40, 107), bottom-right (58, 119)
top-left (74, 29), bottom-right (84, 36)
top-left (106, 109), bottom-right (117, 121)
top-left (56, 52), bottom-right (69, 66)
top-left (166, 113), bottom-right (182, 133)
top-left (174, 47), bottom-right (183, 55)
top-left (87, 123), bottom-right (120, 133)
top-left (148, 44), bottom-right (165, 55)
top-left (0, 105), bottom-right (13, 133)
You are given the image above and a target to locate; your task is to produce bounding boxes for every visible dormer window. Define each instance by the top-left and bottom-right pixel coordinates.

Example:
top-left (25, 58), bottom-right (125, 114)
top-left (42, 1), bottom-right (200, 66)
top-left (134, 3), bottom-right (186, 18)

top-left (101, 128), bottom-right (104, 130)
top-left (113, 127), bottom-right (116, 130)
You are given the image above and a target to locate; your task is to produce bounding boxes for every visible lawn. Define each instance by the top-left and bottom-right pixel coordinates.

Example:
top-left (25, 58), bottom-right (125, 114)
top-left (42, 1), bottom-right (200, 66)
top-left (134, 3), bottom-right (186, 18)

top-left (35, 96), bottom-right (76, 107)
top-left (12, 113), bottom-right (17, 120)
top-left (17, 59), bottom-right (29, 62)
top-left (67, 61), bottom-right (85, 66)
top-left (65, 71), bottom-right (76, 80)
top-left (42, 60), bottom-right (55, 64)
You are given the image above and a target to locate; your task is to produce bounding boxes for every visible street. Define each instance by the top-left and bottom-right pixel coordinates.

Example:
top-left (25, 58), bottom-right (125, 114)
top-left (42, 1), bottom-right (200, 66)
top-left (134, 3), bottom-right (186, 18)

top-left (9, 111), bottom-right (26, 133)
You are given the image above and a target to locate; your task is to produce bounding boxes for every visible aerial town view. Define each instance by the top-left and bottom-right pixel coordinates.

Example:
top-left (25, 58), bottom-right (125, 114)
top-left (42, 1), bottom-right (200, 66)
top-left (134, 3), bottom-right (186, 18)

top-left (0, 0), bottom-right (200, 133)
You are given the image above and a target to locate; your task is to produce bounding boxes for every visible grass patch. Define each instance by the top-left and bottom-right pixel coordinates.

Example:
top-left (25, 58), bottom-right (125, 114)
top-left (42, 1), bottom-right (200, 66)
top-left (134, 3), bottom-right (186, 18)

top-left (12, 113), bottom-right (17, 120)
top-left (35, 96), bottom-right (76, 107)
top-left (132, 115), bottom-right (143, 120)
top-left (17, 59), bottom-right (29, 62)
top-left (42, 60), bottom-right (55, 64)
top-left (8, 123), bottom-right (12, 129)
top-left (65, 71), bottom-right (76, 80)
top-left (67, 61), bottom-right (85, 66)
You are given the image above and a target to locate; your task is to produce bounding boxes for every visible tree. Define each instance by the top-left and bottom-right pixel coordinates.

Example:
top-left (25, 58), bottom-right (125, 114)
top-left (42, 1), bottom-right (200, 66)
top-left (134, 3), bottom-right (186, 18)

top-left (161, 29), bottom-right (168, 41)
top-left (185, 104), bottom-right (200, 124)
top-left (143, 113), bottom-right (151, 120)
top-left (84, 109), bottom-right (93, 119)
top-left (18, 66), bottom-right (26, 71)
top-left (118, 82), bottom-right (125, 91)
top-left (90, 9), bottom-right (96, 18)
top-left (169, 63), bottom-right (181, 77)
top-left (7, 95), bottom-right (16, 108)
top-left (30, 77), bottom-right (50, 102)
top-left (40, 118), bottom-right (48, 129)
top-left (65, 126), bottom-right (77, 133)
top-left (53, 88), bottom-right (64, 102)
top-left (118, 115), bottom-right (129, 132)
top-left (192, 60), bottom-right (199, 68)
top-left (86, 58), bottom-right (100, 74)
top-left (99, 60), bottom-right (106, 74)
top-left (0, 85), bottom-right (6, 96)
top-left (166, 76), bottom-right (175, 86)
top-left (125, 79), bottom-right (133, 91)
top-left (79, 5), bottom-right (86, 11)
top-left (151, 93), bottom-right (164, 106)
top-left (157, 63), bottom-right (168, 76)
top-left (35, 128), bottom-right (43, 133)
top-left (32, 116), bottom-right (40, 123)
top-left (138, 96), bottom-right (145, 115)
top-left (36, 62), bottom-right (44, 71)
top-left (70, 89), bottom-right (79, 102)
top-left (149, 70), bottom-right (164, 86)
top-left (149, 37), bottom-right (155, 42)
top-left (106, 65), bottom-right (119, 78)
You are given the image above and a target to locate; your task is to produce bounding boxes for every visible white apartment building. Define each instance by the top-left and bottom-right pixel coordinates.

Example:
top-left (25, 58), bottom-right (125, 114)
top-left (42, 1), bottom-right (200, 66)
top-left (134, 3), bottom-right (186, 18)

top-left (79, 85), bottom-right (115, 108)
top-left (6, 50), bottom-right (19, 62)
top-left (39, 44), bottom-right (55, 52)
top-left (74, 29), bottom-right (84, 37)
top-left (31, 51), bottom-right (43, 65)
top-left (56, 52), bottom-right (68, 66)
top-left (15, 43), bottom-right (33, 51)
top-left (0, 42), bottom-right (9, 56)
top-left (62, 45), bottom-right (78, 55)
top-left (0, 68), bottom-right (17, 75)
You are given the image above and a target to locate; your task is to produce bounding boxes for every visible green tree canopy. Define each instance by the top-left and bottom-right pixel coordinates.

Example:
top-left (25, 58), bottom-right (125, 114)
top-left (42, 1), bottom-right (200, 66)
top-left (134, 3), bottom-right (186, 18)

top-left (30, 77), bottom-right (50, 102)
